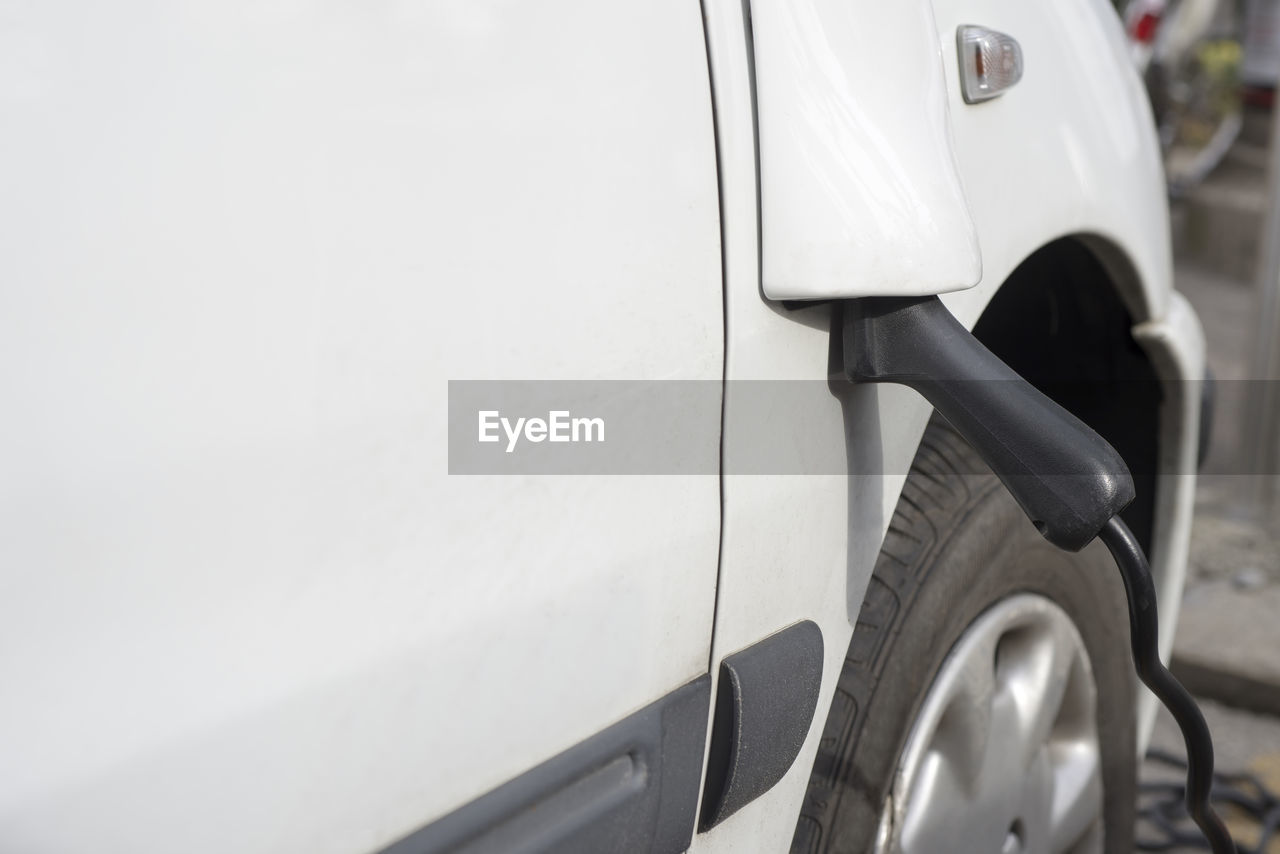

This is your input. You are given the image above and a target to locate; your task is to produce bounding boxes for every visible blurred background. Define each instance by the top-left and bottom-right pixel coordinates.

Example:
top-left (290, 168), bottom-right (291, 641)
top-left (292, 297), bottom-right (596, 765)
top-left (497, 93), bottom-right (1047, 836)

top-left (1120, 0), bottom-right (1280, 848)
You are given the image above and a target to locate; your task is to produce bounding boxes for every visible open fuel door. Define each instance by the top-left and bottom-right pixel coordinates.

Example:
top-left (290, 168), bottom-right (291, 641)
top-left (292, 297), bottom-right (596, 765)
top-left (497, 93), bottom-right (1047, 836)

top-left (752, 0), bottom-right (983, 301)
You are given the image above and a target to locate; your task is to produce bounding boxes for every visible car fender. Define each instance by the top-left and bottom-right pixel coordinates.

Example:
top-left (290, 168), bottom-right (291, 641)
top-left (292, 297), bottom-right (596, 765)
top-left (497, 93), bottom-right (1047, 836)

top-left (933, 0), bottom-right (1174, 326)
top-left (696, 0), bottom-right (1198, 848)
top-left (754, 0), bottom-right (1174, 326)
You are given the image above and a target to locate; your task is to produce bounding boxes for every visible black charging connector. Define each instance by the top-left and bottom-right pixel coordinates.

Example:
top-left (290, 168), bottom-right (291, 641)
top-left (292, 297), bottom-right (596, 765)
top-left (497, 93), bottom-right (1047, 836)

top-left (843, 295), bottom-right (1134, 549)
top-left (843, 295), bottom-right (1236, 854)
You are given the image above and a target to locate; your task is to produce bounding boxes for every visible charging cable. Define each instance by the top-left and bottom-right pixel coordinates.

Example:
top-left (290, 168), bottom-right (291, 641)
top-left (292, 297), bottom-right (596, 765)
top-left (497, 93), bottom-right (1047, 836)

top-left (1100, 517), bottom-right (1235, 853)
top-left (842, 295), bottom-right (1237, 854)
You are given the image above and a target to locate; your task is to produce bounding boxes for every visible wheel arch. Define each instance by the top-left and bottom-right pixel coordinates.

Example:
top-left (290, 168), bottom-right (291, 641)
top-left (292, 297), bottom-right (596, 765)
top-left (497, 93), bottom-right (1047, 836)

top-left (969, 235), bottom-right (1164, 555)
top-left (952, 231), bottom-right (1204, 752)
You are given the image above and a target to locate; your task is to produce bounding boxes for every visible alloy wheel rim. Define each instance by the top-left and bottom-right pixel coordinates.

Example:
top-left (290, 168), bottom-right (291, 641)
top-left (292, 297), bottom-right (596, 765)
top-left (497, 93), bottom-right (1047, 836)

top-left (874, 593), bottom-right (1105, 854)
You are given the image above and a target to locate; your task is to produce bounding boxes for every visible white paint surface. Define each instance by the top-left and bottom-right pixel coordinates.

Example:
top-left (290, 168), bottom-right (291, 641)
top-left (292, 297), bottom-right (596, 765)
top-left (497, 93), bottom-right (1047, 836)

top-left (0, 1), bottom-right (723, 851)
top-left (753, 0), bottom-right (983, 300)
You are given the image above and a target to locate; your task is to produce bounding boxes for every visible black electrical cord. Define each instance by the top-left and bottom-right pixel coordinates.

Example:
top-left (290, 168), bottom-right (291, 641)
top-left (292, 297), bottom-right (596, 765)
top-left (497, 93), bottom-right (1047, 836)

top-left (1099, 516), bottom-right (1238, 854)
top-left (840, 297), bottom-right (1239, 851)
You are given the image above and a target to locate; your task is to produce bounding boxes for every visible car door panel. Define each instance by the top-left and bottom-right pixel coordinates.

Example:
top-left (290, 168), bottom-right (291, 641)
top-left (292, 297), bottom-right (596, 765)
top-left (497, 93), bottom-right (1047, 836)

top-left (0, 2), bottom-right (723, 851)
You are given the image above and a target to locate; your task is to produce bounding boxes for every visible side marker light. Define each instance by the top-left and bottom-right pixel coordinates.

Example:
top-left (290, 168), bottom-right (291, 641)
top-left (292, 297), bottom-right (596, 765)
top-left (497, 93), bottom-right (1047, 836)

top-left (957, 25), bottom-right (1023, 104)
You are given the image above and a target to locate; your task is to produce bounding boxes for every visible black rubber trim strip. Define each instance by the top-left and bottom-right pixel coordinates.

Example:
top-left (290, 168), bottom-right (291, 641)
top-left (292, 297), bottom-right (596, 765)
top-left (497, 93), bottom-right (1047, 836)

top-left (699, 621), bottom-right (824, 831)
top-left (379, 674), bottom-right (711, 854)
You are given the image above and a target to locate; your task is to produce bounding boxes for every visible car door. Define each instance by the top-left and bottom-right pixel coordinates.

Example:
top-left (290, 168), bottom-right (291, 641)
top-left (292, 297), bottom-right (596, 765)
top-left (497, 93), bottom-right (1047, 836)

top-left (0, 2), bottom-right (723, 851)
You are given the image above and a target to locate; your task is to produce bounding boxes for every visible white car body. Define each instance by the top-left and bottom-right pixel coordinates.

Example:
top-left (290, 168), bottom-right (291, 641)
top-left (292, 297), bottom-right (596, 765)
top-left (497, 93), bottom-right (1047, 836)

top-left (0, 0), bottom-right (1202, 852)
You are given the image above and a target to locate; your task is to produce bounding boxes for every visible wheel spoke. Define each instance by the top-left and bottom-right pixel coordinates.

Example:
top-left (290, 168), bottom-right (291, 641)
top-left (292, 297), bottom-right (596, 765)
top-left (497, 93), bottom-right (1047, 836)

top-left (882, 595), bottom-right (1105, 854)
top-left (943, 634), bottom-right (1001, 783)
top-left (995, 617), bottom-right (1079, 763)
top-left (960, 671), bottom-right (1023, 795)
top-left (899, 749), bottom-right (971, 853)
top-left (1046, 740), bottom-right (1104, 852)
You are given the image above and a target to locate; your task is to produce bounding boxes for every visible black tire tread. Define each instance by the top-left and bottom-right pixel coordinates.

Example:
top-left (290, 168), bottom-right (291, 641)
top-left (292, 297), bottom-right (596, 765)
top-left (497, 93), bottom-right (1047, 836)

top-left (790, 416), bottom-right (1136, 854)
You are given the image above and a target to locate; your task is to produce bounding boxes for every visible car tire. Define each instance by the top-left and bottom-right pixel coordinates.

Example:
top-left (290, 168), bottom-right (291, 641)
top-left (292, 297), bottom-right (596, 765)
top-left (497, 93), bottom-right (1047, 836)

top-left (790, 415), bottom-right (1137, 854)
